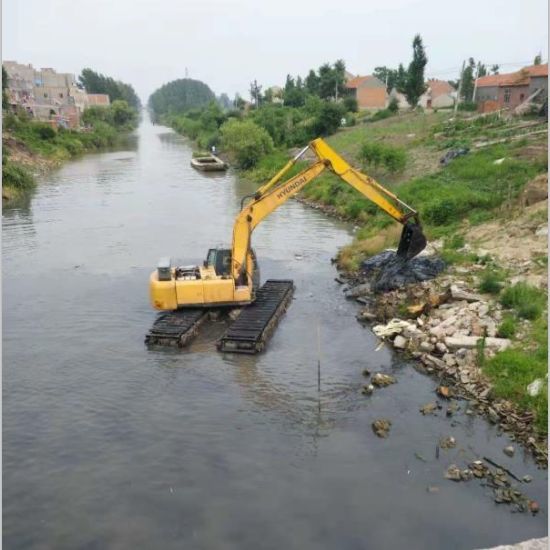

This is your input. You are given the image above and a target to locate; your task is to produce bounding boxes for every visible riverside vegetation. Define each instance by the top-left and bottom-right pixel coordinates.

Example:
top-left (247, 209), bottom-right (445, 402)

top-left (2, 69), bottom-right (140, 202)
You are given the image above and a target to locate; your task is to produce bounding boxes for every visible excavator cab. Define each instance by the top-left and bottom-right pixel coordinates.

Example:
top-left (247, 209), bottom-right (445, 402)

top-left (205, 248), bottom-right (232, 277)
top-left (396, 220), bottom-right (427, 260)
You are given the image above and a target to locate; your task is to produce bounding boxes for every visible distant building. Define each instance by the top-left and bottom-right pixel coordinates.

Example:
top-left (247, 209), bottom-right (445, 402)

top-left (3, 60), bottom-right (111, 128)
top-left (420, 79), bottom-right (456, 109)
top-left (345, 75), bottom-right (387, 110)
top-left (475, 63), bottom-right (548, 112)
top-left (86, 94), bottom-right (111, 107)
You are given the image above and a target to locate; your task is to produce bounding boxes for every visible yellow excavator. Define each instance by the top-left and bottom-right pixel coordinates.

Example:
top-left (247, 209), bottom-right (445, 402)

top-left (146, 138), bottom-right (426, 353)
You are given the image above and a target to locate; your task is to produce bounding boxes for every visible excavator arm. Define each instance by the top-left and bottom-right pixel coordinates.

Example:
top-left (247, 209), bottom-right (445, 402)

top-left (231, 138), bottom-right (426, 282)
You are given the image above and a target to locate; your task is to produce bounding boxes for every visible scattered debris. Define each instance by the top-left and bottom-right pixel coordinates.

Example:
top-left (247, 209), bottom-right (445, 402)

top-left (440, 147), bottom-right (469, 166)
top-left (439, 436), bottom-right (457, 449)
top-left (420, 402), bottom-right (439, 415)
top-left (361, 251), bottom-right (446, 293)
top-left (362, 368), bottom-right (371, 377)
top-left (426, 485), bottom-right (440, 493)
top-left (436, 386), bottom-right (453, 399)
top-left (372, 419), bottom-right (392, 438)
top-left (361, 384), bottom-right (375, 396)
top-left (371, 373), bottom-right (396, 387)
top-left (522, 475), bottom-right (533, 483)
top-left (415, 452), bottom-right (428, 462)
top-left (527, 378), bottom-right (544, 397)
top-left (529, 500), bottom-right (540, 514)
top-left (445, 464), bottom-right (471, 481)
top-left (372, 318), bottom-right (413, 338)
top-left (503, 445), bottom-right (515, 457)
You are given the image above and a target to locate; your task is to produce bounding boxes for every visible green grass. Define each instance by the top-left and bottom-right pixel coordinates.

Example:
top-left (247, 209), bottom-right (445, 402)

top-left (478, 268), bottom-right (505, 294)
top-left (500, 283), bottom-right (547, 320)
top-left (497, 315), bottom-right (518, 338)
top-left (484, 316), bottom-right (548, 435)
top-left (359, 141), bottom-right (407, 173)
top-left (2, 159), bottom-right (35, 190)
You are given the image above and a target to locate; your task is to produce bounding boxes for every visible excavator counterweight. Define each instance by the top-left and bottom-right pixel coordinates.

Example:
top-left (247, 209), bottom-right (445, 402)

top-left (147, 138), bottom-right (427, 352)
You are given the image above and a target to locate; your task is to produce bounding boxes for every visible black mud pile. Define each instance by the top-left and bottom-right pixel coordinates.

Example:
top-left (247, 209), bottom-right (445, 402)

top-left (361, 251), bottom-right (445, 293)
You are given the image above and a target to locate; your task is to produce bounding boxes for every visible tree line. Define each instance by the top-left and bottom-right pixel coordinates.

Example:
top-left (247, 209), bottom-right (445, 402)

top-left (78, 68), bottom-right (141, 110)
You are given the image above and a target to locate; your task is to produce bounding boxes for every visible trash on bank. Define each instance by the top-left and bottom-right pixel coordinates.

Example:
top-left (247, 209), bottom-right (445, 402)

top-left (361, 250), bottom-right (446, 293)
top-left (372, 418), bottom-right (392, 438)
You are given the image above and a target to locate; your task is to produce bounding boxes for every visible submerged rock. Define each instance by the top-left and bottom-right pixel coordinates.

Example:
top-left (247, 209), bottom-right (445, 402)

top-left (372, 419), bottom-right (392, 438)
top-left (360, 251), bottom-right (446, 293)
top-left (371, 373), bottom-right (397, 387)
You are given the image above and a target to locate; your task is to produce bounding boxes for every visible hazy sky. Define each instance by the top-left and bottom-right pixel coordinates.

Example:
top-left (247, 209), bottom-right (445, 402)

top-left (3, 0), bottom-right (548, 103)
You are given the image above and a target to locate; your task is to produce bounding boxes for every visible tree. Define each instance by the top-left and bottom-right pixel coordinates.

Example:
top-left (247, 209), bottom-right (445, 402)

top-left (219, 118), bottom-right (274, 168)
top-left (373, 66), bottom-right (396, 92)
top-left (148, 78), bottom-right (216, 117)
top-left (2, 66), bottom-right (9, 110)
top-left (249, 79), bottom-right (262, 108)
top-left (461, 58), bottom-right (476, 102)
top-left (283, 74), bottom-right (306, 107)
top-left (396, 64), bottom-right (407, 93)
top-left (343, 96), bottom-right (358, 113)
top-left (477, 63), bottom-right (487, 78)
top-left (534, 53), bottom-right (542, 65)
top-left (490, 64), bottom-right (500, 75)
top-left (217, 93), bottom-right (232, 110)
top-left (305, 69), bottom-right (319, 95)
top-left (233, 93), bottom-right (246, 110)
top-left (404, 34), bottom-right (428, 107)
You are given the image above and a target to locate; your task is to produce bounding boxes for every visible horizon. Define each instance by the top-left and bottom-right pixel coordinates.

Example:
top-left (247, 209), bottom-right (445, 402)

top-left (3, 0), bottom-right (548, 104)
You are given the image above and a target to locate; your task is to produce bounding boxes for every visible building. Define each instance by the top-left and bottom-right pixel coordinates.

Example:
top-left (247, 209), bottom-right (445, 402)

top-left (475, 63), bottom-right (548, 113)
top-left (3, 61), bottom-right (111, 128)
top-left (420, 79), bottom-right (456, 109)
top-left (345, 75), bottom-right (387, 110)
top-left (86, 94), bottom-right (111, 107)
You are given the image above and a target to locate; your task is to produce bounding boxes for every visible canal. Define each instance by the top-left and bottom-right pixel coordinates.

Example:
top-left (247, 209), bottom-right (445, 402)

top-left (3, 116), bottom-right (547, 549)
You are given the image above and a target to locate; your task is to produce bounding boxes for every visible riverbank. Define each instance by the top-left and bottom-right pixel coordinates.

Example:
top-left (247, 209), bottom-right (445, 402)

top-left (2, 101), bottom-right (139, 203)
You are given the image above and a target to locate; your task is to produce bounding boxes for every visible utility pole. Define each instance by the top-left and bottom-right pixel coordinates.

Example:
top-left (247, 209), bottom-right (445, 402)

top-left (454, 60), bottom-right (465, 116)
top-left (472, 62), bottom-right (480, 104)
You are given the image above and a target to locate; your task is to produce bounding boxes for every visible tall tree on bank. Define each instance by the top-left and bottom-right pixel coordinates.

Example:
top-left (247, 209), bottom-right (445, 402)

top-left (404, 34), bottom-right (428, 107)
top-left (534, 53), bottom-right (542, 65)
top-left (2, 66), bottom-right (9, 110)
top-left (249, 80), bottom-right (262, 108)
top-left (461, 58), bottom-right (476, 102)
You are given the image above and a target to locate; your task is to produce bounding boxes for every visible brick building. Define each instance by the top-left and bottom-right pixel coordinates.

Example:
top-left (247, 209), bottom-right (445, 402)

top-left (475, 63), bottom-right (548, 112)
top-left (345, 75), bottom-right (387, 110)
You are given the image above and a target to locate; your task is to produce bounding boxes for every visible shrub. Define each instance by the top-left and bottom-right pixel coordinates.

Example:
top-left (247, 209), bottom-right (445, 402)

top-left (34, 122), bottom-right (56, 140)
top-left (388, 97), bottom-right (399, 113)
top-left (359, 142), bottom-right (407, 173)
top-left (497, 315), bottom-right (517, 338)
top-left (220, 118), bottom-right (274, 168)
top-left (2, 160), bottom-right (35, 190)
top-left (369, 108), bottom-right (392, 122)
top-left (343, 96), bottom-right (358, 113)
top-left (457, 101), bottom-right (477, 112)
top-left (478, 269), bottom-right (504, 294)
top-left (500, 283), bottom-right (546, 320)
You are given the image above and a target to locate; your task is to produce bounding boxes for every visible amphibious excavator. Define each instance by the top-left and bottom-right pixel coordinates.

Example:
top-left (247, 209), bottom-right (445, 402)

top-left (146, 138), bottom-right (426, 353)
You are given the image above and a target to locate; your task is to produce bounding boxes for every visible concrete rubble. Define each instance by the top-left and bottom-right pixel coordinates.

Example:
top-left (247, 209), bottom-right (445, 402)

top-left (343, 259), bottom-right (548, 467)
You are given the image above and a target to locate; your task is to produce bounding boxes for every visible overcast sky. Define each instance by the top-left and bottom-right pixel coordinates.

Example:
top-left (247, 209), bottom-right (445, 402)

top-left (3, 0), bottom-right (548, 103)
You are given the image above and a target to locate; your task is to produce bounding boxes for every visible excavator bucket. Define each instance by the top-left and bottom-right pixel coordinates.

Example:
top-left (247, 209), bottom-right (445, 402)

top-left (396, 221), bottom-right (427, 260)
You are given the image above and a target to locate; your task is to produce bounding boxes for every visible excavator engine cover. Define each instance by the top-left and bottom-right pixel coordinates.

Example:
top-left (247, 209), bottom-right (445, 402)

top-left (396, 221), bottom-right (427, 260)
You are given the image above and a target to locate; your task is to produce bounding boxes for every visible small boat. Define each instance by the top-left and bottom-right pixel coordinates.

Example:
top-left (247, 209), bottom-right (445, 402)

top-left (190, 155), bottom-right (228, 171)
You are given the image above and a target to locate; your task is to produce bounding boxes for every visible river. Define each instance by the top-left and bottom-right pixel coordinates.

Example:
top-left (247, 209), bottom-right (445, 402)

top-left (3, 116), bottom-right (547, 550)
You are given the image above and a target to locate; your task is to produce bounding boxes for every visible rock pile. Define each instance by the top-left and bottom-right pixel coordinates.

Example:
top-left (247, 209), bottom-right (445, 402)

top-left (346, 273), bottom-right (548, 467)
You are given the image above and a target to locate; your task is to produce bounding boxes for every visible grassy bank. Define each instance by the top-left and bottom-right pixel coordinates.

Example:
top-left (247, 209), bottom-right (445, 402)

top-left (2, 100), bottom-right (138, 201)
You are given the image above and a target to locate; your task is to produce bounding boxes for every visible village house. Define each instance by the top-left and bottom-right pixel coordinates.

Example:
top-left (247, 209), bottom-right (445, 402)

top-left (389, 79), bottom-right (456, 110)
top-left (3, 61), bottom-right (110, 128)
top-left (345, 75), bottom-right (387, 110)
top-left (475, 63), bottom-right (548, 113)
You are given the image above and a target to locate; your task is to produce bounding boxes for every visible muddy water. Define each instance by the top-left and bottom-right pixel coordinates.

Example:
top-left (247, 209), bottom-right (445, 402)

top-left (3, 117), bottom-right (547, 550)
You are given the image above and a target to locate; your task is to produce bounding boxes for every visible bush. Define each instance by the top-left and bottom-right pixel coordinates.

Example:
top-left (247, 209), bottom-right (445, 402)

top-left (457, 101), bottom-right (477, 112)
top-left (388, 97), bottom-right (399, 113)
top-left (343, 96), bottom-right (358, 113)
top-left (220, 118), bottom-right (274, 168)
top-left (359, 141), bottom-right (407, 173)
top-left (500, 283), bottom-right (546, 320)
top-left (2, 160), bottom-right (35, 190)
top-left (497, 315), bottom-right (517, 338)
top-left (478, 269), bottom-right (504, 294)
top-left (34, 122), bottom-right (56, 140)
top-left (369, 108), bottom-right (393, 122)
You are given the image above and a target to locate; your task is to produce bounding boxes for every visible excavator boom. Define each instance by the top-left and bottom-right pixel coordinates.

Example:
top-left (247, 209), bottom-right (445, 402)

top-left (148, 137), bottom-right (427, 352)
